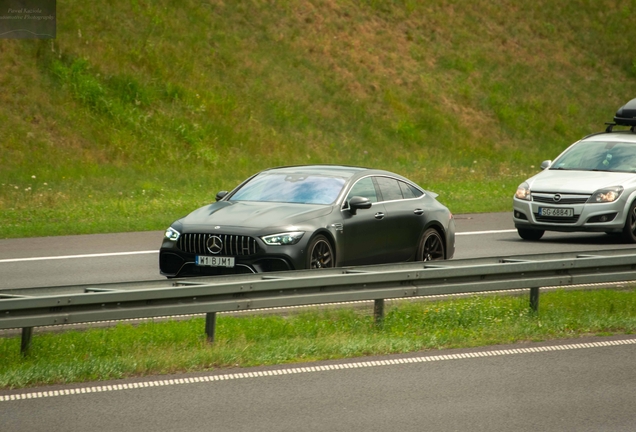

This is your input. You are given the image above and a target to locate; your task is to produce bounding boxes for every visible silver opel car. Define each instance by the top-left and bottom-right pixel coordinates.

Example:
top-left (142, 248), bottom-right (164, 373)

top-left (513, 98), bottom-right (636, 242)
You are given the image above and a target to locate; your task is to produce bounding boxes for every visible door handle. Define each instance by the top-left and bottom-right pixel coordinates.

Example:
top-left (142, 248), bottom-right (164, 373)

top-left (374, 212), bottom-right (385, 219)
top-left (414, 209), bottom-right (424, 215)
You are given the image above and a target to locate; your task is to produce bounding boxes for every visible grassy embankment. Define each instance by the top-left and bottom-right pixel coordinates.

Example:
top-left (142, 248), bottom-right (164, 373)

top-left (2, 1), bottom-right (636, 389)
top-left (1, 1), bottom-right (635, 238)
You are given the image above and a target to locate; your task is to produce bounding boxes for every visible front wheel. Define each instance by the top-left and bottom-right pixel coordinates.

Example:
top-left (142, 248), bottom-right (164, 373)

top-left (621, 201), bottom-right (636, 243)
top-left (417, 228), bottom-right (445, 261)
top-left (307, 235), bottom-right (335, 269)
top-left (517, 228), bottom-right (544, 241)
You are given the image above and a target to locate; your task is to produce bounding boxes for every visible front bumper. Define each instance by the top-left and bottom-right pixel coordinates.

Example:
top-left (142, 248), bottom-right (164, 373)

top-left (159, 236), bottom-right (310, 278)
top-left (512, 198), bottom-right (626, 233)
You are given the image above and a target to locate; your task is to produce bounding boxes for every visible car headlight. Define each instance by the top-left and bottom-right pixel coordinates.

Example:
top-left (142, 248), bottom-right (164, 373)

top-left (515, 182), bottom-right (531, 201)
top-left (164, 227), bottom-right (181, 241)
top-left (587, 186), bottom-right (624, 203)
top-left (261, 231), bottom-right (305, 246)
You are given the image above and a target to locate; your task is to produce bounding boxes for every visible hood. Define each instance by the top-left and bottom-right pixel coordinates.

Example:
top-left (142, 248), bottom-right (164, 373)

top-left (528, 170), bottom-right (636, 193)
top-left (181, 201), bottom-right (334, 231)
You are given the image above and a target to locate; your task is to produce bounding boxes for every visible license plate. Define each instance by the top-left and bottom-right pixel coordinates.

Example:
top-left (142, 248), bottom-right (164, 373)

top-left (196, 255), bottom-right (235, 268)
top-left (539, 207), bottom-right (574, 217)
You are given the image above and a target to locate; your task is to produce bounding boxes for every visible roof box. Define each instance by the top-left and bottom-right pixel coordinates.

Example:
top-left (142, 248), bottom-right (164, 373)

top-left (614, 98), bottom-right (636, 126)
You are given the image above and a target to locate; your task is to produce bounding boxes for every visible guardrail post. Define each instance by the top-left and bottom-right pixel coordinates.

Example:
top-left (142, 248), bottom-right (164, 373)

top-left (374, 299), bottom-right (384, 326)
top-left (205, 312), bottom-right (217, 343)
top-left (530, 287), bottom-right (539, 312)
top-left (21, 327), bottom-right (33, 356)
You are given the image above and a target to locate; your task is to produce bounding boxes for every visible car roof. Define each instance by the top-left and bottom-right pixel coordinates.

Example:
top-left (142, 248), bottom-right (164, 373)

top-left (261, 165), bottom-right (403, 179)
top-left (583, 131), bottom-right (636, 143)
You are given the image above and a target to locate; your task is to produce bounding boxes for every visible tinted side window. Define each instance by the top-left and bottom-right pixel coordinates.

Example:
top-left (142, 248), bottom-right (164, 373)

top-left (400, 182), bottom-right (423, 199)
top-left (375, 177), bottom-right (403, 202)
top-left (346, 177), bottom-right (378, 203)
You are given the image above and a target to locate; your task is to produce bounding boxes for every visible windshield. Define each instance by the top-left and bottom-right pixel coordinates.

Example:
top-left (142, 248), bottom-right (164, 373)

top-left (230, 172), bottom-right (347, 204)
top-left (551, 140), bottom-right (636, 173)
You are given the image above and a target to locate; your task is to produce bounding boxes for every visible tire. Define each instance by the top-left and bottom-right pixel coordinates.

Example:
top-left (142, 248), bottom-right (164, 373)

top-left (307, 235), bottom-right (334, 269)
top-left (417, 228), bottom-right (445, 261)
top-left (621, 201), bottom-right (636, 243)
top-left (517, 228), bottom-right (545, 241)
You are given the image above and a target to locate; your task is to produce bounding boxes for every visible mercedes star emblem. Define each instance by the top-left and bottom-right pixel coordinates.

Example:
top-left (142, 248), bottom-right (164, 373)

top-left (206, 235), bottom-right (223, 254)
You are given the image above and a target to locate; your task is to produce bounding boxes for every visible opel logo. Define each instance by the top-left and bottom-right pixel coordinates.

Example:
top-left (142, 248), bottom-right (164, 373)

top-left (553, 193), bottom-right (562, 203)
top-left (206, 235), bottom-right (223, 254)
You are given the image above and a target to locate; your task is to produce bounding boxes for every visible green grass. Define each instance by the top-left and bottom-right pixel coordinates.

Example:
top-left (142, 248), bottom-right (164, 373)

top-left (2, 287), bottom-right (636, 389)
top-left (1, 1), bottom-right (635, 238)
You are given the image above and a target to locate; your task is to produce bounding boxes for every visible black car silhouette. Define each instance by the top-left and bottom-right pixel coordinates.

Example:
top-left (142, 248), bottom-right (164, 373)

top-left (160, 165), bottom-right (455, 277)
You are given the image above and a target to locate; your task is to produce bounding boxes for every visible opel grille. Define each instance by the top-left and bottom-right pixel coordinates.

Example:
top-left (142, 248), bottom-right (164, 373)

top-left (531, 193), bottom-right (590, 205)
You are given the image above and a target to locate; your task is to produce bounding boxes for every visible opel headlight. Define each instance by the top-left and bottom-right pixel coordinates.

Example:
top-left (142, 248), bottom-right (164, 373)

top-left (165, 227), bottom-right (181, 241)
top-left (587, 186), bottom-right (623, 203)
top-left (261, 231), bottom-right (305, 246)
top-left (515, 182), bottom-right (531, 201)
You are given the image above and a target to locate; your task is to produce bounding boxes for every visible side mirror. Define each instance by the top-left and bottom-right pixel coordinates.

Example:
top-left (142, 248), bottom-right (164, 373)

top-left (215, 191), bottom-right (229, 201)
top-left (540, 160), bottom-right (551, 170)
top-left (348, 196), bottom-right (372, 215)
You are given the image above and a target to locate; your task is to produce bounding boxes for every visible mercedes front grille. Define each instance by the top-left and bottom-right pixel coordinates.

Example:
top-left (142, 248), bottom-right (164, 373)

top-left (177, 233), bottom-right (259, 256)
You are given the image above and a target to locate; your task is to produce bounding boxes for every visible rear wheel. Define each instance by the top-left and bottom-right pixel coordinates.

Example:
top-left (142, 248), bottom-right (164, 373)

top-left (307, 235), bottom-right (334, 269)
top-left (517, 228), bottom-right (545, 241)
top-left (621, 201), bottom-right (636, 243)
top-left (417, 228), bottom-right (445, 261)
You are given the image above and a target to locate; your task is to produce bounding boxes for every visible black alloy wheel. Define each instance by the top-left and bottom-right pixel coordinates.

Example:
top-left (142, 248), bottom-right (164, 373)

top-left (307, 235), bottom-right (334, 269)
top-left (417, 228), bottom-right (445, 261)
top-left (622, 201), bottom-right (636, 243)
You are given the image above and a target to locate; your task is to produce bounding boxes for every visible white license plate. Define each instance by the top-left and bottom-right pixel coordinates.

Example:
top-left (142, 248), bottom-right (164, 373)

top-left (539, 207), bottom-right (574, 217)
top-left (196, 255), bottom-right (235, 268)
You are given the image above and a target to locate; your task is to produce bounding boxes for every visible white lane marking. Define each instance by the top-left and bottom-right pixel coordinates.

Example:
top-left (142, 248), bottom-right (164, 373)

top-left (0, 250), bottom-right (158, 264)
top-left (456, 229), bottom-right (516, 236)
top-left (0, 230), bottom-right (510, 263)
top-left (2, 337), bottom-right (635, 402)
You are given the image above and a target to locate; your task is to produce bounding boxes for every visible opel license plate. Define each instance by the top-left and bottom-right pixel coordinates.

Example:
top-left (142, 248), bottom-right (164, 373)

top-left (538, 207), bottom-right (574, 217)
top-left (196, 255), bottom-right (235, 268)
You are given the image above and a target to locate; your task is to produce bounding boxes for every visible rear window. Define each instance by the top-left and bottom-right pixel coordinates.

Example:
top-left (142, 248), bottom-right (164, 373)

top-left (375, 176), bottom-right (423, 201)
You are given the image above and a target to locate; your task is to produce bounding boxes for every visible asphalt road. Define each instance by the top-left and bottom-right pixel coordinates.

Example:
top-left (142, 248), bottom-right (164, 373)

top-left (2, 213), bottom-right (636, 431)
top-left (1, 212), bottom-right (636, 289)
top-left (3, 336), bottom-right (636, 431)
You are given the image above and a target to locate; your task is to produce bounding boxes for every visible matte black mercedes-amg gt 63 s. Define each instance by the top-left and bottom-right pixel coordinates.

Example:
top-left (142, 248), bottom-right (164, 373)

top-left (160, 165), bottom-right (455, 277)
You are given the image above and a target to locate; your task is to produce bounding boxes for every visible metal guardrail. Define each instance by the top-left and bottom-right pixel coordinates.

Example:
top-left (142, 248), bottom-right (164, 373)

top-left (2, 249), bottom-right (636, 354)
